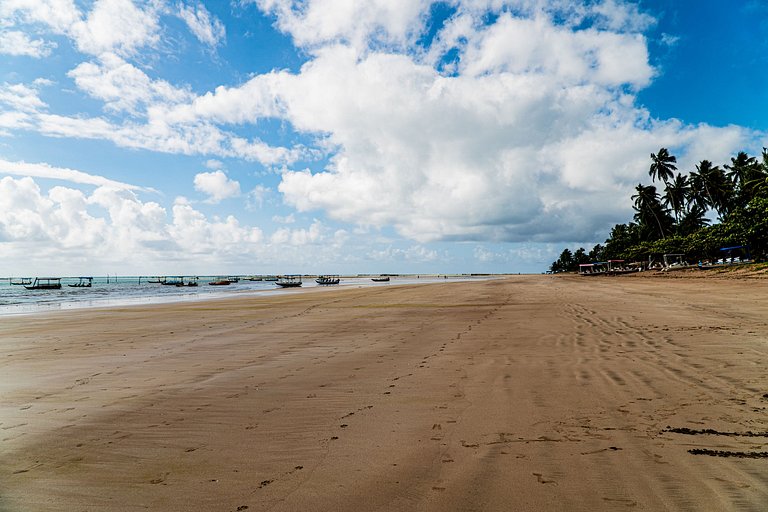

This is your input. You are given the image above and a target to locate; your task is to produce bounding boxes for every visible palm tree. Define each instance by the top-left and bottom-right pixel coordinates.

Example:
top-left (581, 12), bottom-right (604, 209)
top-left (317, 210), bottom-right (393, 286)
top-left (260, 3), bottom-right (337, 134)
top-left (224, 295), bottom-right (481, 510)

top-left (632, 183), bottom-right (668, 238)
top-left (604, 223), bottom-right (640, 259)
top-left (678, 203), bottom-right (710, 235)
top-left (689, 160), bottom-right (732, 219)
top-left (573, 247), bottom-right (589, 267)
top-left (725, 151), bottom-right (759, 189)
top-left (662, 173), bottom-right (690, 227)
top-left (725, 151), bottom-right (761, 207)
top-left (744, 174), bottom-right (768, 201)
top-left (739, 149), bottom-right (768, 203)
top-left (649, 148), bottom-right (677, 185)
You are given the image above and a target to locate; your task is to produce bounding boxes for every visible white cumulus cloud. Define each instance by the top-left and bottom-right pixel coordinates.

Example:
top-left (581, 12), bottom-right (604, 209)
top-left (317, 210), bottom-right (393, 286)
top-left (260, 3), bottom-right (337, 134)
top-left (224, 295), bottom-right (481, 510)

top-left (253, 0), bottom-right (432, 50)
top-left (0, 30), bottom-right (56, 57)
top-left (1, 0), bottom-right (161, 56)
top-left (177, 1), bottom-right (225, 47)
top-left (70, 0), bottom-right (161, 56)
top-left (68, 53), bottom-right (194, 114)
top-left (193, 170), bottom-right (241, 203)
top-left (0, 158), bottom-right (151, 190)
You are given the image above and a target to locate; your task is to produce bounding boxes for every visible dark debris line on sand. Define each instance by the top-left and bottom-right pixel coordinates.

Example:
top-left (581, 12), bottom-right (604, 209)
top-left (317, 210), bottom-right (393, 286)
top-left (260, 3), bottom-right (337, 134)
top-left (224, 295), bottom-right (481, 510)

top-left (662, 427), bottom-right (768, 458)
top-left (688, 449), bottom-right (768, 459)
top-left (662, 427), bottom-right (768, 437)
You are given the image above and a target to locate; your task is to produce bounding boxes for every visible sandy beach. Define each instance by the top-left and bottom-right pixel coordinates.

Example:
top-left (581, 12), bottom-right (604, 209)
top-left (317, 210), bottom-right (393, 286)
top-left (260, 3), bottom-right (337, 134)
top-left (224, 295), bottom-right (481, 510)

top-left (1, 275), bottom-right (767, 511)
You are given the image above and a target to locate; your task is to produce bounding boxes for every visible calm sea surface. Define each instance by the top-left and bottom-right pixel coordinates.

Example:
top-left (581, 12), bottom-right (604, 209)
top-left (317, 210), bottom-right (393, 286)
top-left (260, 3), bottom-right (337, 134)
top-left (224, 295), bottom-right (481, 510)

top-left (0, 275), bottom-right (483, 317)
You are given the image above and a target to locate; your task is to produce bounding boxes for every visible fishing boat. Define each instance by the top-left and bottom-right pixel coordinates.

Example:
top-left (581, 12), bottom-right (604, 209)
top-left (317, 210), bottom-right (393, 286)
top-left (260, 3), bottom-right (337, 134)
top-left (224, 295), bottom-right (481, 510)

top-left (10, 277), bottom-right (32, 286)
top-left (24, 277), bottom-right (62, 290)
top-left (275, 275), bottom-right (302, 287)
top-left (175, 276), bottom-right (198, 287)
top-left (209, 278), bottom-right (231, 286)
top-left (68, 277), bottom-right (93, 288)
top-left (316, 275), bottom-right (340, 285)
top-left (371, 276), bottom-right (390, 282)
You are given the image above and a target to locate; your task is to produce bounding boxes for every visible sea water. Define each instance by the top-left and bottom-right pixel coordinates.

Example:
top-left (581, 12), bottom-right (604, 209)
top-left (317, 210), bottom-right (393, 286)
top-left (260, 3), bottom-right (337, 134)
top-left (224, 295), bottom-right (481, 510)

top-left (0, 275), bottom-right (480, 316)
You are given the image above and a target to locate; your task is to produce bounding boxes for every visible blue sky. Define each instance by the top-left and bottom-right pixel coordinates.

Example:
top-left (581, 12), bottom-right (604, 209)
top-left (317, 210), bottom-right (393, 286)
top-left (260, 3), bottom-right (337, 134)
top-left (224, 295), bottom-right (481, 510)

top-left (0, 0), bottom-right (765, 276)
top-left (637, 0), bottom-right (768, 130)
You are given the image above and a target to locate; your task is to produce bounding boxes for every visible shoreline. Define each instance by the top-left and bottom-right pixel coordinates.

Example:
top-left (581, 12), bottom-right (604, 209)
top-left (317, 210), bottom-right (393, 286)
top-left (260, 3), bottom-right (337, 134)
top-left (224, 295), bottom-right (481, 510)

top-left (1, 276), bottom-right (766, 511)
top-left (0, 275), bottom-right (501, 319)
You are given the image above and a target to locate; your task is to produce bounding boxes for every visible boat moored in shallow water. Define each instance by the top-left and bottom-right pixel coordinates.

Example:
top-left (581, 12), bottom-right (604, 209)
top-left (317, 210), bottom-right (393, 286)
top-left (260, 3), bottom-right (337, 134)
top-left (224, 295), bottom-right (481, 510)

top-left (68, 277), bottom-right (93, 288)
top-left (275, 275), bottom-right (302, 287)
top-left (316, 275), bottom-right (340, 285)
top-left (25, 277), bottom-right (62, 290)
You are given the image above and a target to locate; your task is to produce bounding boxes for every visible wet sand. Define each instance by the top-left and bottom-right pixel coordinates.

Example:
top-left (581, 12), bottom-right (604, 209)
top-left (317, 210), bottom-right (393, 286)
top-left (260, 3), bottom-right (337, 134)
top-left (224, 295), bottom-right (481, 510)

top-left (1, 275), bottom-right (767, 511)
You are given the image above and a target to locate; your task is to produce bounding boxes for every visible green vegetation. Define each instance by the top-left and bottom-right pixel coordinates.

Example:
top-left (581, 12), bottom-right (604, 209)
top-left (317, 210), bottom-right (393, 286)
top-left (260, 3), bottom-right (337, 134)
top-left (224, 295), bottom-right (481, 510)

top-left (550, 148), bottom-right (768, 272)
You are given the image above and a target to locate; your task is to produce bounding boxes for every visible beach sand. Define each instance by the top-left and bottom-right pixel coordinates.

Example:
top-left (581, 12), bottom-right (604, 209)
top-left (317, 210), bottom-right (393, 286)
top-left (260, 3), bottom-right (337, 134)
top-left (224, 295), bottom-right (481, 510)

top-left (1, 275), bottom-right (767, 511)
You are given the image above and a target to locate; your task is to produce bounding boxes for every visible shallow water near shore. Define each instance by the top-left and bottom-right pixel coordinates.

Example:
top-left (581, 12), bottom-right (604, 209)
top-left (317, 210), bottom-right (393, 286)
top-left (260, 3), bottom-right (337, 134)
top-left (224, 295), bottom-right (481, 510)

top-left (0, 275), bottom-right (487, 316)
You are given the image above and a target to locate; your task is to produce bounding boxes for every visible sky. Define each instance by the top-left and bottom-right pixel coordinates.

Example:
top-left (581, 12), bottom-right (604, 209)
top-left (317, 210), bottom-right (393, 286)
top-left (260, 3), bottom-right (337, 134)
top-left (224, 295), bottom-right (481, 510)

top-left (1, 0), bottom-right (766, 276)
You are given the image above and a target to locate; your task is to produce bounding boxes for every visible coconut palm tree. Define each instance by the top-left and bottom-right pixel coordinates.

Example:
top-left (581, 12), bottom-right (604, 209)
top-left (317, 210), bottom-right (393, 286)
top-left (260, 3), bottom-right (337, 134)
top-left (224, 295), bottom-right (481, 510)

top-left (678, 203), bottom-right (710, 235)
top-left (689, 160), bottom-right (732, 219)
top-left (662, 173), bottom-right (690, 227)
top-left (736, 149), bottom-right (768, 204)
top-left (632, 183), bottom-right (669, 238)
top-left (725, 151), bottom-right (761, 207)
top-left (649, 148), bottom-right (677, 186)
top-left (725, 152), bottom-right (759, 189)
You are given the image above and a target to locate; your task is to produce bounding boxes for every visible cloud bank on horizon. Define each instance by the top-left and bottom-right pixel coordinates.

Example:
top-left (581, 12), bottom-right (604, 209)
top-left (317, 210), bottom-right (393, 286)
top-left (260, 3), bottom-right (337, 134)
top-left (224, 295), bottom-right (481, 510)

top-left (0, 0), bottom-right (763, 274)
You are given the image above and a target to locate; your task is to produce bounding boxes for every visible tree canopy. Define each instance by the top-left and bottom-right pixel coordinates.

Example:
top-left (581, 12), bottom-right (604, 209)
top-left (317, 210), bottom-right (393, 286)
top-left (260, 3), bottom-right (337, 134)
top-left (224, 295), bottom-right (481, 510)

top-left (550, 148), bottom-right (768, 272)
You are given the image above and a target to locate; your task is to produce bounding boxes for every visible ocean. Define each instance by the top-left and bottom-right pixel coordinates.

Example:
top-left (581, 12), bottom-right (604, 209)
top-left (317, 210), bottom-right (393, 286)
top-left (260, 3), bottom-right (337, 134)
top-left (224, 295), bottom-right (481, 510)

top-left (0, 275), bottom-right (475, 316)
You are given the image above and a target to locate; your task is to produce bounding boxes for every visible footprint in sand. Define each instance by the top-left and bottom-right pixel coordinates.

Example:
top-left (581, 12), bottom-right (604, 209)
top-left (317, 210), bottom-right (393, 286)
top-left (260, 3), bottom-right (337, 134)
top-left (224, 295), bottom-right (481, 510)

top-left (532, 472), bottom-right (557, 485)
top-left (2, 423), bottom-right (28, 431)
top-left (149, 473), bottom-right (169, 484)
top-left (580, 446), bottom-right (622, 455)
top-left (603, 497), bottom-right (637, 507)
